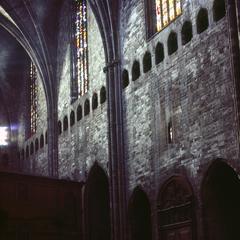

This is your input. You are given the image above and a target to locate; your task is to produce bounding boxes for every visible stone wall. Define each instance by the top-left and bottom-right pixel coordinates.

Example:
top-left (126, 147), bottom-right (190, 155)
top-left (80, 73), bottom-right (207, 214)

top-left (20, 70), bottom-right (48, 175)
top-left (120, 0), bottom-right (238, 207)
top-left (57, 1), bottom-right (108, 180)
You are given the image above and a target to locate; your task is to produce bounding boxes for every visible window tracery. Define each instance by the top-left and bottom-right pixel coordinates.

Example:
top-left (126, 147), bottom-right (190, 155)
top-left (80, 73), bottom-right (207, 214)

top-left (155, 0), bottom-right (182, 32)
top-left (73, 0), bottom-right (89, 97)
top-left (30, 62), bottom-right (38, 135)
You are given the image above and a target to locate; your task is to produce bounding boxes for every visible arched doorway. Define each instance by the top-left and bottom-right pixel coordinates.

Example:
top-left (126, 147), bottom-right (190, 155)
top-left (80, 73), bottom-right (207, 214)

top-left (85, 164), bottom-right (110, 240)
top-left (202, 160), bottom-right (240, 240)
top-left (128, 187), bottom-right (152, 240)
top-left (157, 176), bottom-right (195, 240)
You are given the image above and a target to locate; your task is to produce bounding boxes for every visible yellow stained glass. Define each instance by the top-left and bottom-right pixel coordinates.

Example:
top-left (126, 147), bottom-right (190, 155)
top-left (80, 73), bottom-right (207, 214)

top-left (169, 0), bottom-right (175, 20)
top-left (155, 0), bottom-right (182, 32)
top-left (156, 0), bottom-right (162, 31)
top-left (176, 0), bottom-right (182, 15)
top-left (75, 0), bottom-right (88, 96)
top-left (162, 0), bottom-right (168, 26)
top-left (30, 62), bottom-right (37, 135)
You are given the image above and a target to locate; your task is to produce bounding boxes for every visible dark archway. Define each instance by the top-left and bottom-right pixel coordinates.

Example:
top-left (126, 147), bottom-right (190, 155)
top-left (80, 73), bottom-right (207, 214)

top-left (100, 86), bottom-right (106, 104)
top-left (122, 69), bottom-right (129, 89)
top-left (168, 32), bottom-right (178, 55)
top-left (63, 116), bottom-right (68, 131)
top-left (45, 130), bottom-right (48, 145)
top-left (85, 164), bottom-right (111, 240)
top-left (132, 61), bottom-right (140, 81)
top-left (158, 176), bottom-right (195, 240)
top-left (30, 142), bottom-right (34, 155)
top-left (40, 134), bottom-right (44, 148)
top-left (92, 93), bottom-right (98, 110)
top-left (128, 187), bottom-right (152, 240)
top-left (143, 51), bottom-right (152, 73)
top-left (213, 0), bottom-right (226, 22)
top-left (26, 146), bottom-right (29, 159)
top-left (84, 99), bottom-right (90, 116)
top-left (182, 21), bottom-right (193, 45)
top-left (58, 120), bottom-right (62, 135)
top-left (202, 160), bottom-right (240, 240)
top-left (197, 8), bottom-right (209, 34)
top-left (70, 110), bottom-right (75, 127)
top-left (35, 138), bottom-right (39, 152)
top-left (77, 105), bottom-right (82, 121)
top-left (155, 42), bottom-right (164, 65)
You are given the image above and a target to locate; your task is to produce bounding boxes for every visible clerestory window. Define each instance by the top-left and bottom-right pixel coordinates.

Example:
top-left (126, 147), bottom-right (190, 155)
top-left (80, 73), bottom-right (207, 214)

top-left (71, 0), bottom-right (89, 101)
top-left (145, 0), bottom-right (182, 38)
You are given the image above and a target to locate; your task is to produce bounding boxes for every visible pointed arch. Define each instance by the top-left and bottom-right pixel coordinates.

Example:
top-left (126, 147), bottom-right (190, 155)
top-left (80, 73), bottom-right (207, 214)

top-left (181, 21), bottom-right (193, 45)
top-left (35, 138), bottom-right (39, 152)
top-left (132, 61), bottom-right (140, 81)
top-left (202, 160), bottom-right (240, 240)
top-left (100, 86), bottom-right (106, 104)
top-left (63, 116), bottom-right (68, 131)
top-left (197, 8), bottom-right (209, 34)
top-left (70, 110), bottom-right (75, 127)
top-left (77, 104), bottom-right (82, 121)
top-left (84, 99), bottom-right (90, 116)
top-left (157, 175), bottom-right (195, 240)
top-left (213, 0), bottom-right (226, 22)
top-left (40, 134), bottom-right (44, 148)
top-left (0, 4), bottom-right (58, 176)
top-left (167, 31), bottom-right (178, 55)
top-left (155, 42), bottom-right (164, 65)
top-left (143, 51), bottom-right (152, 73)
top-left (92, 93), bottom-right (98, 110)
top-left (122, 69), bottom-right (129, 89)
top-left (58, 120), bottom-right (62, 135)
top-left (85, 163), bottom-right (111, 240)
top-left (128, 186), bottom-right (152, 240)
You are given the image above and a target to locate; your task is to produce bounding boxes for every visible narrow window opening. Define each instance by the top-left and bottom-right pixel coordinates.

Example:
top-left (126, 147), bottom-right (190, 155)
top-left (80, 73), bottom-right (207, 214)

top-left (181, 21), bottom-right (193, 45)
top-left (30, 142), bottom-right (34, 155)
top-left (122, 69), bottom-right (129, 89)
top-left (155, 42), bottom-right (164, 65)
top-left (45, 131), bottom-right (48, 145)
top-left (168, 120), bottom-right (173, 144)
top-left (63, 116), bottom-right (68, 131)
top-left (58, 121), bottom-right (62, 135)
top-left (213, 0), bottom-right (226, 22)
top-left (72, 0), bottom-right (89, 97)
top-left (40, 134), bottom-right (44, 148)
top-left (70, 111), bottom-right (75, 126)
top-left (143, 51), bottom-right (152, 73)
top-left (26, 146), bottom-right (29, 158)
top-left (92, 93), bottom-right (98, 110)
top-left (197, 8), bottom-right (209, 34)
top-left (100, 87), bottom-right (106, 104)
top-left (132, 61), bottom-right (140, 81)
top-left (77, 105), bottom-right (82, 121)
top-left (168, 32), bottom-right (178, 55)
top-left (84, 99), bottom-right (90, 116)
top-left (21, 149), bottom-right (24, 160)
top-left (29, 62), bottom-right (38, 136)
top-left (35, 138), bottom-right (39, 152)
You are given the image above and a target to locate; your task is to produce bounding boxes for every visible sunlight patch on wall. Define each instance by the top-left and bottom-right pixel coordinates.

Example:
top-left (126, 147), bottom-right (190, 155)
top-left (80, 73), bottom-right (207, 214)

top-left (0, 126), bottom-right (8, 146)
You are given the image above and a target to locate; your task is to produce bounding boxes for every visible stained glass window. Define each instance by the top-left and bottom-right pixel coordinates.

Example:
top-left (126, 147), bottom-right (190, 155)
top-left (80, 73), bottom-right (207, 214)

top-left (162, 0), bottom-right (169, 27)
top-left (169, 0), bottom-right (175, 21)
top-left (156, 0), bottom-right (162, 32)
top-left (155, 0), bottom-right (182, 32)
top-left (74, 0), bottom-right (88, 97)
top-left (30, 62), bottom-right (37, 135)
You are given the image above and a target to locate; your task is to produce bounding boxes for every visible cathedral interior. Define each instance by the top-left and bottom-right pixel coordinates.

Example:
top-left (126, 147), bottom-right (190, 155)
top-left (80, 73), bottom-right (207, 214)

top-left (0, 0), bottom-right (239, 239)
